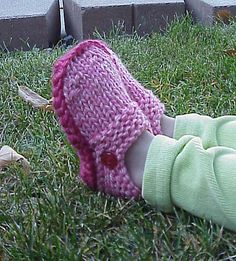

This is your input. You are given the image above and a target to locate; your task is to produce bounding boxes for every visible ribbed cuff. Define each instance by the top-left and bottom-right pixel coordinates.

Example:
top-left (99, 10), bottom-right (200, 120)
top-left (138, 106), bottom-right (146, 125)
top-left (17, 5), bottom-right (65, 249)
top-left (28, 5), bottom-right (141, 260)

top-left (142, 135), bottom-right (178, 213)
top-left (174, 114), bottom-right (202, 140)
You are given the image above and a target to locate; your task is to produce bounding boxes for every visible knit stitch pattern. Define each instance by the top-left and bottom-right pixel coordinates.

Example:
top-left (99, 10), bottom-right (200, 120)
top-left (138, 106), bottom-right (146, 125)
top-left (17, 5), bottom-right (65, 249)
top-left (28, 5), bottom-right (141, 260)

top-left (52, 40), bottom-right (151, 198)
top-left (79, 40), bottom-right (165, 135)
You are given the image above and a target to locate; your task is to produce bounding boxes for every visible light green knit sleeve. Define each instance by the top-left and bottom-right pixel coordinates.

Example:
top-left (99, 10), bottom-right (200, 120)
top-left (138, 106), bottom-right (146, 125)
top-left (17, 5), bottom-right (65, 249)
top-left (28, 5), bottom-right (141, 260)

top-left (174, 113), bottom-right (236, 149)
top-left (142, 135), bottom-right (236, 232)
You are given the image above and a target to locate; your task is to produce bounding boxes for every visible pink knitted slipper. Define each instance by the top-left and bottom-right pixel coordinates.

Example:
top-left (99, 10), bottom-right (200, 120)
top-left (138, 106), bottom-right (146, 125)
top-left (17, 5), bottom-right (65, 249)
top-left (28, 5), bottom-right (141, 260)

top-left (74, 39), bottom-right (165, 135)
top-left (52, 41), bottom-right (151, 198)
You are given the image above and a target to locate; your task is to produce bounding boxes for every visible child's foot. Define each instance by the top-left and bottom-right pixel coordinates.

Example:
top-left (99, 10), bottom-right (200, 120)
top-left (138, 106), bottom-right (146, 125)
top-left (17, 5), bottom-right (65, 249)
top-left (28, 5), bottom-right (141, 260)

top-left (125, 131), bottom-right (154, 188)
top-left (160, 114), bottom-right (175, 138)
top-left (52, 41), bottom-right (152, 199)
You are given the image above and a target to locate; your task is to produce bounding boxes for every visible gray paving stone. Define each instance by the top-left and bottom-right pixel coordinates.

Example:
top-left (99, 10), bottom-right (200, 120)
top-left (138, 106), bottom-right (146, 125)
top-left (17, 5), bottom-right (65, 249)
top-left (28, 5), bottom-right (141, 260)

top-left (0, 0), bottom-right (61, 51)
top-left (185, 0), bottom-right (236, 25)
top-left (134, 0), bottom-right (185, 35)
top-left (63, 0), bottom-right (185, 40)
top-left (63, 0), bottom-right (133, 41)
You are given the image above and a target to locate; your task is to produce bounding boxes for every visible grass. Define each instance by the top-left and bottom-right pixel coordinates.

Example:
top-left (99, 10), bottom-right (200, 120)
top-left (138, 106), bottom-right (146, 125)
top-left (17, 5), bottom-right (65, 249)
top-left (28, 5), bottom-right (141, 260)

top-left (0, 17), bottom-right (236, 260)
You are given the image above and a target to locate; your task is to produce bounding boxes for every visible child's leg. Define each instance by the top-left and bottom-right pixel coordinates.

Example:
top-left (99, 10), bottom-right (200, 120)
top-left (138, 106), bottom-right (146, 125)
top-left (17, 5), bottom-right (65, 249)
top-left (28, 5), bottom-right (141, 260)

top-left (141, 134), bottom-right (236, 232)
top-left (173, 114), bottom-right (236, 149)
top-left (160, 115), bottom-right (175, 138)
top-left (125, 131), bottom-right (154, 188)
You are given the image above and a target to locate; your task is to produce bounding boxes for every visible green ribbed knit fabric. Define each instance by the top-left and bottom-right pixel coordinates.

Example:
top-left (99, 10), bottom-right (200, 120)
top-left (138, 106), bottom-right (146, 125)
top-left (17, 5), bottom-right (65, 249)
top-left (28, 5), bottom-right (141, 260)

top-left (174, 114), bottom-right (236, 149)
top-left (142, 130), bottom-right (236, 231)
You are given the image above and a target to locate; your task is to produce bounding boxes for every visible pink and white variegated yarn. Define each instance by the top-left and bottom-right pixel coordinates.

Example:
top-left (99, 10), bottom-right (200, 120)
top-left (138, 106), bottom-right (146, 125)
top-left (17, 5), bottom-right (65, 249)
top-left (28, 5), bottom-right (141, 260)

top-left (78, 40), bottom-right (165, 135)
top-left (52, 40), bottom-right (164, 198)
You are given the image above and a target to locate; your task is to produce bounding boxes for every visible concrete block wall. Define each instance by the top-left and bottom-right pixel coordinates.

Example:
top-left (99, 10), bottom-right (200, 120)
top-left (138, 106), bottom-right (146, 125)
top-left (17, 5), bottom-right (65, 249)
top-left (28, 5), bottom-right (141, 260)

top-left (134, 0), bottom-right (185, 36)
top-left (185, 0), bottom-right (236, 25)
top-left (0, 0), bottom-right (61, 51)
top-left (0, 0), bottom-right (236, 51)
top-left (63, 0), bottom-right (185, 41)
top-left (63, 0), bottom-right (133, 41)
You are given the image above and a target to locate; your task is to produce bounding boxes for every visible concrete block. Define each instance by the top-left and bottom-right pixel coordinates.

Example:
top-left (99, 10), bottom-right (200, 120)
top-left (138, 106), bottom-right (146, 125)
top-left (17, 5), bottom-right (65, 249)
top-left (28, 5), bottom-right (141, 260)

top-left (63, 0), bottom-right (185, 41)
top-left (63, 0), bottom-right (133, 41)
top-left (134, 0), bottom-right (185, 36)
top-left (185, 0), bottom-right (236, 25)
top-left (0, 0), bottom-right (61, 51)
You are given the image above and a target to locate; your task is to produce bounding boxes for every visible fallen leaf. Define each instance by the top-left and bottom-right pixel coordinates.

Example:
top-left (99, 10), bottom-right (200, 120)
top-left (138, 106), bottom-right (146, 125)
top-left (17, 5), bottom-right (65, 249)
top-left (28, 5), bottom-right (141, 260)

top-left (45, 98), bottom-right (54, 112)
top-left (18, 86), bottom-right (54, 111)
top-left (0, 146), bottom-right (30, 173)
top-left (224, 49), bottom-right (236, 57)
top-left (215, 9), bottom-right (234, 24)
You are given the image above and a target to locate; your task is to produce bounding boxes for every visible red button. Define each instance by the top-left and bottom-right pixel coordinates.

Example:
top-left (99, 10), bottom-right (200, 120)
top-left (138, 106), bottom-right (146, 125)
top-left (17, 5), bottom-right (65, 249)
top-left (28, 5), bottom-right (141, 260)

top-left (101, 152), bottom-right (118, 170)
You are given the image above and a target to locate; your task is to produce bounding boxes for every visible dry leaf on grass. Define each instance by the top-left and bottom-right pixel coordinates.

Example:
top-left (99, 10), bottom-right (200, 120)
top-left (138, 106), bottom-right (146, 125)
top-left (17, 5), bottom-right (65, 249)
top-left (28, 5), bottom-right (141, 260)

top-left (18, 86), bottom-right (54, 111)
top-left (0, 145), bottom-right (30, 173)
top-left (223, 49), bottom-right (236, 57)
top-left (215, 9), bottom-right (233, 24)
top-left (45, 98), bottom-right (54, 112)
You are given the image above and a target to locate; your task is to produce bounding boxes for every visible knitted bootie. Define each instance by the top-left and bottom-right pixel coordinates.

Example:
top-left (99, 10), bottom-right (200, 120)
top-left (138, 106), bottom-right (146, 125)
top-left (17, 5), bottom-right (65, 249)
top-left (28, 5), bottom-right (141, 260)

top-left (52, 41), bottom-right (151, 198)
top-left (76, 40), bottom-right (165, 135)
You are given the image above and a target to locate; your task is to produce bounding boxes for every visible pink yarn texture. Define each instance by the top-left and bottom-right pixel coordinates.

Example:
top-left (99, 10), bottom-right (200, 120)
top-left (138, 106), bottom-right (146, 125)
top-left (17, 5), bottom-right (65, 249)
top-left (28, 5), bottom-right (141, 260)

top-left (52, 40), bottom-right (164, 198)
top-left (83, 40), bottom-right (165, 135)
